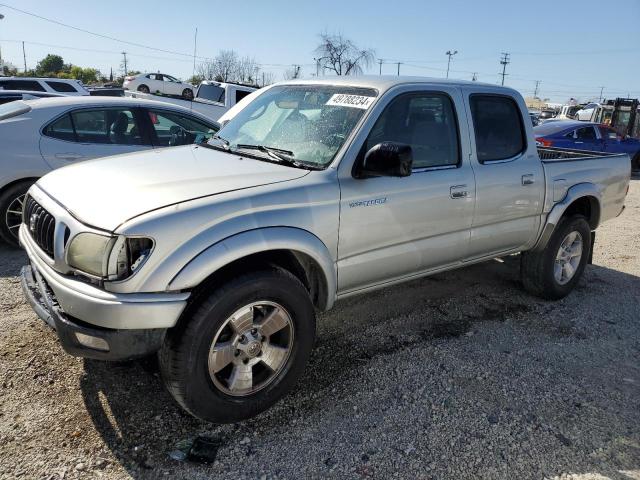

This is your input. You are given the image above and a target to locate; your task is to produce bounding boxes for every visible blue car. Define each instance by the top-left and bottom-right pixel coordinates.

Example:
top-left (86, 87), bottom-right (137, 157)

top-left (534, 120), bottom-right (640, 170)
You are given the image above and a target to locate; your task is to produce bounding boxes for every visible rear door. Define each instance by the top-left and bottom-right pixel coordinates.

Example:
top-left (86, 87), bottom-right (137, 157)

top-left (40, 106), bottom-right (152, 169)
top-left (463, 89), bottom-right (544, 258)
top-left (337, 86), bottom-right (476, 293)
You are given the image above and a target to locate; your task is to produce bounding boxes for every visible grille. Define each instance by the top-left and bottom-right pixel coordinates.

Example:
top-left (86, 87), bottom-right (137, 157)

top-left (22, 195), bottom-right (56, 257)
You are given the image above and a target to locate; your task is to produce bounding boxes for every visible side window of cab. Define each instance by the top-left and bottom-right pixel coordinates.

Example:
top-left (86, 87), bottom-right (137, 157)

top-left (364, 92), bottom-right (460, 169)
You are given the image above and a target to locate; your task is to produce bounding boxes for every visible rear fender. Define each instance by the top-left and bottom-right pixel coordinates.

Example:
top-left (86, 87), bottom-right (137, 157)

top-left (532, 182), bottom-right (601, 252)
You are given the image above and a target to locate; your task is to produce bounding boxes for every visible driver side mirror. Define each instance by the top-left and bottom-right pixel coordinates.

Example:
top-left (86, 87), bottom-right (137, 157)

top-left (357, 142), bottom-right (413, 178)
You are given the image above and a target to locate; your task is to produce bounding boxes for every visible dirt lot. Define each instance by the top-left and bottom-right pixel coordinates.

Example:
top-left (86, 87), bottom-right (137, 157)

top-left (1, 179), bottom-right (639, 480)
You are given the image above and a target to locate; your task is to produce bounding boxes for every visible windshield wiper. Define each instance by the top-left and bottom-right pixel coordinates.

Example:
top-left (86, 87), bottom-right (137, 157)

top-left (235, 144), bottom-right (323, 170)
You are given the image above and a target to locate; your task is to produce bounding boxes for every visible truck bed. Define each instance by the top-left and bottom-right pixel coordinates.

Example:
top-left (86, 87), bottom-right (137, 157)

top-left (539, 147), bottom-right (630, 224)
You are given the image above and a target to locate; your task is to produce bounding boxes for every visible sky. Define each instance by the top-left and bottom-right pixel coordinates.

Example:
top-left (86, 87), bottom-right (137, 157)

top-left (0, 0), bottom-right (639, 103)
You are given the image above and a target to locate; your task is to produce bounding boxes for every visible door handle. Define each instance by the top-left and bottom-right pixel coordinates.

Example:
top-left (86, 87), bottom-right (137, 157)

top-left (450, 185), bottom-right (468, 199)
top-left (55, 153), bottom-right (84, 161)
top-left (522, 174), bottom-right (535, 186)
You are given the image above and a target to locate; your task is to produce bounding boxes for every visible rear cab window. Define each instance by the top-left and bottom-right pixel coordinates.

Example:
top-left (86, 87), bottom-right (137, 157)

top-left (470, 95), bottom-right (526, 163)
top-left (197, 84), bottom-right (226, 104)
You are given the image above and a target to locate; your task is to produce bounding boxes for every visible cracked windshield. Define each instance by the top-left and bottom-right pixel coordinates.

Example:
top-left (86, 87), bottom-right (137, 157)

top-left (210, 85), bottom-right (378, 166)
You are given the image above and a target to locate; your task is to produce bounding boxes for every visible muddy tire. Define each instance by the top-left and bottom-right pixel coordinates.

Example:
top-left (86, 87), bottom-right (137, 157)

top-left (0, 180), bottom-right (35, 247)
top-left (521, 215), bottom-right (591, 300)
top-left (159, 268), bottom-right (316, 423)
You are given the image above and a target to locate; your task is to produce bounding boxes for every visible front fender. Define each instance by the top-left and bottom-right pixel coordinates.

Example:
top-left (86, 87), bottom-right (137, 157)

top-left (168, 227), bottom-right (337, 310)
top-left (532, 182), bottom-right (601, 252)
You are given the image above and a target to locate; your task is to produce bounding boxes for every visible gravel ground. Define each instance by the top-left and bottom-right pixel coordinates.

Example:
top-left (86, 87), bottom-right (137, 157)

top-left (1, 179), bottom-right (639, 480)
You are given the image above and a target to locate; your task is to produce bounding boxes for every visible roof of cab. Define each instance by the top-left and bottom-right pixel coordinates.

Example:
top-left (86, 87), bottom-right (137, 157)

top-left (275, 75), bottom-right (505, 94)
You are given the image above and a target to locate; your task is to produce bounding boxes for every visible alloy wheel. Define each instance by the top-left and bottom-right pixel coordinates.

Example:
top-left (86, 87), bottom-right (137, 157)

top-left (554, 231), bottom-right (583, 285)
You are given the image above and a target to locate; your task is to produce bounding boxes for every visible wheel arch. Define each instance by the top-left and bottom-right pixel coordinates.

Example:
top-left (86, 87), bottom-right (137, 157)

top-left (532, 183), bottom-right (601, 252)
top-left (168, 227), bottom-right (337, 311)
top-left (0, 177), bottom-right (40, 197)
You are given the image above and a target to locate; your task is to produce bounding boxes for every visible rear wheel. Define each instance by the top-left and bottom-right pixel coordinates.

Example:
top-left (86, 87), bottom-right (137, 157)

top-left (137, 84), bottom-right (150, 94)
top-left (0, 180), bottom-right (35, 247)
top-left (182, 88), bottom-right (194, 100)
top-left (521, 215), bottom-right (591, 300)
top-left (159, 268), bottom-right (316, 423)
top-left (632, 152), bottom-right (640, 172)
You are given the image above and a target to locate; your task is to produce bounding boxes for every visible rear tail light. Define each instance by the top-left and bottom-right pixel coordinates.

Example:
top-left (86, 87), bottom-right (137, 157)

top-left (125, 76), bottom-right (135, 81)
top-left (536, 137), bottom-right (553, 147)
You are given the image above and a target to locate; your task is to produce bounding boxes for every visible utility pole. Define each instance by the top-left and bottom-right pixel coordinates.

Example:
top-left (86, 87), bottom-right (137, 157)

top-left (0, 14), bottom-right (4, 67)
top-left (445, 50), bottom-right (458, 79)
top-left (121, 51), bottom-right (128, 76)
top-left (533, 80), bottom-right (541, 98)
top-left (396, 62), bottom-right (401, 76)
top-left (472, 72), bottom-right (478, 81)
top-left (378, 58), bottom-right (383, 75)
top-left (22, 41), bottom-right (27, 73)
top-left (499, 52), bottom-right (510, 86)
top-left (598, 86), bottom-right (604, 102)
top-left (192, 28), bottom-right (198, 79)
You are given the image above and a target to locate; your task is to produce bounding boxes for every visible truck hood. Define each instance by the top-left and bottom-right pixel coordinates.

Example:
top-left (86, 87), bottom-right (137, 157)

top-left (37, 145), bottom-right (309, 231)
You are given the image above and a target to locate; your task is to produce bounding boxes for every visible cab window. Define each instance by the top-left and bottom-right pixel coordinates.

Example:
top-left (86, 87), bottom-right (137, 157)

top-left (470, 95), bottom-right (526, 163)
top-left (365, 92), bottom-right (460, 169)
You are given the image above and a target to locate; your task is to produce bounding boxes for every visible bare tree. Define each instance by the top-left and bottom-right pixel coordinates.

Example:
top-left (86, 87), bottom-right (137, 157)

top-left (314, 33), bottom-right (375, 76)
top-left (196, 50), bottom-right (261, 85)
top-left (283, 65), bottom-right (302, 80)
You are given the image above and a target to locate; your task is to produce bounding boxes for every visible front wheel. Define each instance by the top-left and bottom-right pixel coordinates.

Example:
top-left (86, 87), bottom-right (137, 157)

top-left (159, 268), bottom-right (316, 423)
top-left (521, 215), bottom-right (591, 300)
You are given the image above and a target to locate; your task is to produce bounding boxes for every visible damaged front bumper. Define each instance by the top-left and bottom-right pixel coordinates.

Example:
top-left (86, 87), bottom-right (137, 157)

top-left (21, 264), bottom-right (169, 361)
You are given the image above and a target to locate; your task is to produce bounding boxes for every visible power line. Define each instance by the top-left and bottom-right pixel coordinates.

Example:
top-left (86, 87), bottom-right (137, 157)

top-left (0, 3), bottom-right (212, 61)
top-left (499, 52), bottom-right (510, 86)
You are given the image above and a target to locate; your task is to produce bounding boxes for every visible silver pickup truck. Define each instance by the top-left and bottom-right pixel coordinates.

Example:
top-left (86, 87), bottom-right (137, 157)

top-left (19, 77), bottom-right (630, 423)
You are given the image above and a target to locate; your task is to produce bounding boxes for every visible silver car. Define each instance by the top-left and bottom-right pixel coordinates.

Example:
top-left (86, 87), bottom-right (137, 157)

top-left (0, 96), bottom-right (219, 245)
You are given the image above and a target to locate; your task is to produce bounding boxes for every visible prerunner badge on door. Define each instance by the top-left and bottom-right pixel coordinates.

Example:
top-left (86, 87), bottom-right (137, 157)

top-left (326, 93), bottom-right (375, 109)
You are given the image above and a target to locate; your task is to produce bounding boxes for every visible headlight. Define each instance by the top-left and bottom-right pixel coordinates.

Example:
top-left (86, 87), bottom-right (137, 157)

top-left (106, 236), bottom-right (154, 281)
top-left (67, 233), bottom-right (153, 280)
top-left (66, 233), bottom-right (115, 277)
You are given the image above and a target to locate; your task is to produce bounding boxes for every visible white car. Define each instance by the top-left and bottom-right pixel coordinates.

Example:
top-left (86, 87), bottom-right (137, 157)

top-left (575, 102), bottom-right (599, 121)
top-left (123, 73), bottom-right (195, 99)
top-left (0, 96), bottom-right (219, 246)
top-left (0, 77), bottom-right (89, 96)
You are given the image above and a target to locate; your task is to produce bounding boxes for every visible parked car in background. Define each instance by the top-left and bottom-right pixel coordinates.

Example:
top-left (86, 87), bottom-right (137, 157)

top-left (0, 96), bottom-right (219, 246)
top-left (125, 81), bottom-right (258, 121)
top-left (0, 77), bottom-right (89, 96)
top-left (17, 77), bottom-right (630, 423)
top-left (575, 102), bottom-right (600, 121)
top-left (534, 120), bottom-right (640, 170)
top-left (0, 90), bottom-right (64, 105)
top-left (556, 104), bottom-right (580, 120)
top-left (86, 86), bottom-right (125, 97)
top-left (539, 109), bottom-right (557, 122)
top-left (123, 73), bottom-right (195, 99)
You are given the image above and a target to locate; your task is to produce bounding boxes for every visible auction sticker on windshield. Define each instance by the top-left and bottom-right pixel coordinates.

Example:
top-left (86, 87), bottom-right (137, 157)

top-left (326, 93), bottom-right (375, 109)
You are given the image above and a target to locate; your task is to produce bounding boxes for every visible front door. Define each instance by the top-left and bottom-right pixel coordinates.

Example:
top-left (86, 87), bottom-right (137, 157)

top-left (337, 87), bottom-right (475, 294)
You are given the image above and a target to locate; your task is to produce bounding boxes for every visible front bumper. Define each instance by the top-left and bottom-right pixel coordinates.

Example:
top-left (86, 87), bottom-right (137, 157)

top-left (21, 264), bottom-right (167, 360)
